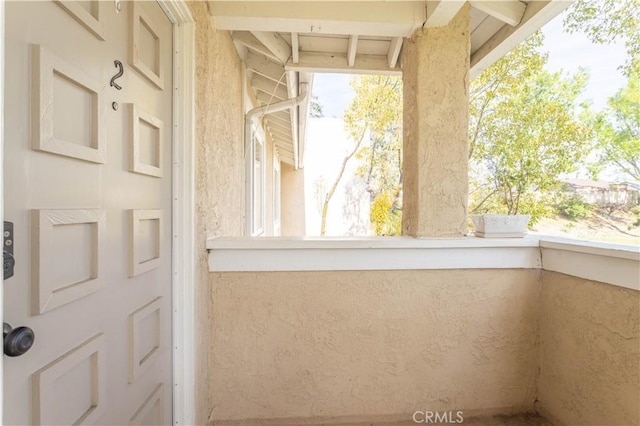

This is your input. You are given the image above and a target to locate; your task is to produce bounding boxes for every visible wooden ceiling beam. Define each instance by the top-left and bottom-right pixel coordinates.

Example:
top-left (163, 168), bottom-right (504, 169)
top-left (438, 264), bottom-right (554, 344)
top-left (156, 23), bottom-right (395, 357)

top-left (291, 32), bottom-right (300, 64)
top-left (286, 52), bottom-right (401, 75)
top-left (252, 74), bottom-right (289, 100)
top-left (251, 31), bottom-right (292, 64)
top-left (245, 53), bottom-right (287, 83)
top-left (387, 37), bottom-right (403, 68)
top-left (347, 35), bottom-right (358, 68)
top-left (425, 1), bottom-right (466, 27)
top-left (232, 31), bottom-right (281, 62)
top-left (211, 2), bottom-right (426, 37)
top-left (470, 1), bottom-right (526, 27)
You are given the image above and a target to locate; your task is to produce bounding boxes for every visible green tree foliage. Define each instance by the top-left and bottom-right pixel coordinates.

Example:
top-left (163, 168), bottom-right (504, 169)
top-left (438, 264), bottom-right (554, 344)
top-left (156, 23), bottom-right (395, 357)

top-left (370, 191), bottom-right (401, 236)
top-left (564, 0), bottom-right (640, 74)
top-left (593, 68), bottom-right (640, 181)
top-left (469, 33), bottom-right (595, 224)
top-left (345, 75), bottom-right (403, 235)
top-left (370, 192), bottom-right (393, 235)
top-left (557, 194), bottom-right (591, 221)
top-left (320, 75), bottom-right (402, 236)
top-left (310, 95), bottom-right (324, 118)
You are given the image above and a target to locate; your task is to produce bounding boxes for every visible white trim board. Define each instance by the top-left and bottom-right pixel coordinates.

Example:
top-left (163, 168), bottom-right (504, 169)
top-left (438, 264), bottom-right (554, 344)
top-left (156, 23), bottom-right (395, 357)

top-left (0, 0), bottom-right (5, 421)
top-left (207, 236), bottom-right (640, 291)
top-left (156, 1), bottom-right (196, 425)
top-left (209, 246), bottom-right (542, 272)
top-left (206, 235), bottom-right (541, 250)
top-left (540, 237), bottom-right (640, 291)
top-left (207, 236), bottom-right (542, 271)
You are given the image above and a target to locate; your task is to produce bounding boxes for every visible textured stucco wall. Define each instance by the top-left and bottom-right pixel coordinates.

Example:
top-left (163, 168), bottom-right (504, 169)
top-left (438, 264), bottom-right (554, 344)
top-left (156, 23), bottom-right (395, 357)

top-left (537, 271), bottom-right (640, 426)
top-left (402, 5), bottom-right (470, 237)
top-left (209, 269), bottom-right (541, 422)
top-left (189, 2), bottom-right (244, 423)
top-left (280, 163), bottom-right (306, 236)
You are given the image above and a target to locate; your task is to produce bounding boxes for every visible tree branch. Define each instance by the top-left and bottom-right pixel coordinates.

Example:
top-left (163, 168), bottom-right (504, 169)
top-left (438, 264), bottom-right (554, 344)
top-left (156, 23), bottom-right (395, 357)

top-left (320, 127), bottom-right (368, 235)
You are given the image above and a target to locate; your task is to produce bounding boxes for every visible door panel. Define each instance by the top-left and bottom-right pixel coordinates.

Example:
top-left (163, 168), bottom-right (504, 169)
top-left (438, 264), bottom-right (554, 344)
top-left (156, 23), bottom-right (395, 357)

top-left (4, 1), bottom-right (173, 424)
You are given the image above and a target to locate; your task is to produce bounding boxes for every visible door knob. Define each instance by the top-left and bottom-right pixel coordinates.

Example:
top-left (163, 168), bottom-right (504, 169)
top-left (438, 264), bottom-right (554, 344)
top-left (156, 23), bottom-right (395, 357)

top-left (3, 322), bottom-right (34, 357)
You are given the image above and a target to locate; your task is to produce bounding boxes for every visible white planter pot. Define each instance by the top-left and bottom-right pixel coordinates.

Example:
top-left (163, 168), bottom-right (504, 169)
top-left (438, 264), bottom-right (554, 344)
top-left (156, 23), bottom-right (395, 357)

top-left (471, 214), bottom-right (531, 238)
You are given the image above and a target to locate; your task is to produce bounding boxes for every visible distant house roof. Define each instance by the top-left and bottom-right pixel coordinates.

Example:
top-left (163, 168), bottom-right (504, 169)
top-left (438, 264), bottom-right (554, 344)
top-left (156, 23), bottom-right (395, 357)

top-left (562, 179), bottom-right (612, 190)
top-left (562, 179), bottom-right (640, 191)
top-left (624, 182), bottom-right (640, 191)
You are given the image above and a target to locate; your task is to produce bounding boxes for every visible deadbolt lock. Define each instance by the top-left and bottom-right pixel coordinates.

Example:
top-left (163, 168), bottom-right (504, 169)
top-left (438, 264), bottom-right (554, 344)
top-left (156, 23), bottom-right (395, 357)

top-left (3, 221), bottom-right (14, 280)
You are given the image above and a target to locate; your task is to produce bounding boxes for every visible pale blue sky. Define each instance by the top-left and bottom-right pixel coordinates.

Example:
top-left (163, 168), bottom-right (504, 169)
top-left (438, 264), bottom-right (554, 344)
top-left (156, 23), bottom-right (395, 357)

top-left (312, 10), bottom-right (628, 118)
top-left (313, 73), bottom-right (353, 118)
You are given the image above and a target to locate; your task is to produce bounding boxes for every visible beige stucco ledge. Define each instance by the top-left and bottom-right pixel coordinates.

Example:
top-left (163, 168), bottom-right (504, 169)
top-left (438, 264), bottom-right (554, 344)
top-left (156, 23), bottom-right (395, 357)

top-left (207, 236), bottom-right (640, 291)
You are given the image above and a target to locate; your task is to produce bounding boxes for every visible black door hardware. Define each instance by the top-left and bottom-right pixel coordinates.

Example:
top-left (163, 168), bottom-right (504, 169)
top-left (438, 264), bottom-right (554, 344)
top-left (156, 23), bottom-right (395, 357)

top-left (4, 221), bottom-right (14, 280)
top-left (110, 60), bottom-right (124, 90)
top-left (3, 322), bottom-right (34, 357)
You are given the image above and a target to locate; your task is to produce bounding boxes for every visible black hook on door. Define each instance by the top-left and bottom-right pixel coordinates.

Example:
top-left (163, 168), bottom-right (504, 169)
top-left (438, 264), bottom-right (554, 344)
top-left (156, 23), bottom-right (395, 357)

top-left (110, 60), bottom-right (124, 90)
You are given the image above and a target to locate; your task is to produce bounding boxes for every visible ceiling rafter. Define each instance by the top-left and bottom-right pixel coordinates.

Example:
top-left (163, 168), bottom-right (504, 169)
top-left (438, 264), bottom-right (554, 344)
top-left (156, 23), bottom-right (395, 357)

top-left (245, 53), bottom-right (287, 83)
top-left (267, 108), bottom-right (291, 118)
top-left (251, 31), bottom-right (292, 64)
top-left (425, 0), bottom-right (466, 27)
top-left (387, 37), bottom-right (403, 68)
top-left (255, 88), bottom-right (286, 102)
top-left (265, 119), bottom-right (291, 132)
top-left (291, 32), bottom-right (300, 64)
top-left (252, 75), bottom-right (289, 100)
top-left (256, 91), bottom-right (293, 108)
top-left (347, 35), bottom-right (358, 68)
top-left (469, 0), bottom-right (526, 27)
top-left (232, 31), bottom-right (281, 63)
top-left (286, 52), bottom-right (401, 75)
top-left (265, 113), bottom-right (291, 125)
top-left (274, 139), bottom-right (294, 149)
top-left (274, 144), bottom-right (295, 154)
top-left (266, 113), bottom-right (291, 126)
top-left (269, 127), bottom-right (293, 139)
top-left (268, 127), bottom-right (293, 140)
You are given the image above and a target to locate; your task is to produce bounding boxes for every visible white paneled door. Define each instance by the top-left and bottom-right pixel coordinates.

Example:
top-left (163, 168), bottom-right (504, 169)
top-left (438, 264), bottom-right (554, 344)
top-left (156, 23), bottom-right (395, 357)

top-left (4, 1), bottom-right (173, 424)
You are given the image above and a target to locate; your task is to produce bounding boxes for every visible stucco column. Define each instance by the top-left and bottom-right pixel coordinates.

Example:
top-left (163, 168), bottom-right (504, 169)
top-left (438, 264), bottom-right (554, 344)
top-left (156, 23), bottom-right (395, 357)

top-left (402, 5), bottom-right (470, 237)
top-left (281, 164), bottom-right (307, 236)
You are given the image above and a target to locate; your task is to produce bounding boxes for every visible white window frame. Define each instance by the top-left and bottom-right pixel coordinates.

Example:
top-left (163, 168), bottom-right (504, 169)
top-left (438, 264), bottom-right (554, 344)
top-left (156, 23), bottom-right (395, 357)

top-left (250, 123), bottom-right (266, 236)
top-left (273, 155), bottom-right (281, 236)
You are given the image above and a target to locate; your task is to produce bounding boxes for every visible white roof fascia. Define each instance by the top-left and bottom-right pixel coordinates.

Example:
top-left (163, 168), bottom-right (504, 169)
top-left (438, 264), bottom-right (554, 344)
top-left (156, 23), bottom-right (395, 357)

top-left (471, 0), bottom-right (575, 78)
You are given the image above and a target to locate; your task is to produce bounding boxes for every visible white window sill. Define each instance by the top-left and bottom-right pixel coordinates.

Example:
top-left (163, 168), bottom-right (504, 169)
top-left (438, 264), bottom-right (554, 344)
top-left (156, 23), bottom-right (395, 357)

top-left (207, 235), bottom-right (639, 291)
